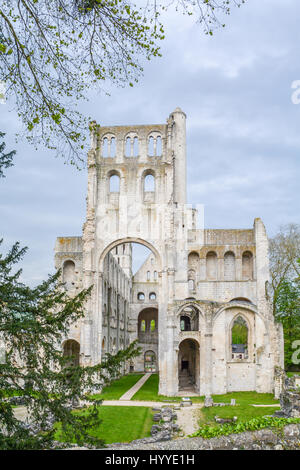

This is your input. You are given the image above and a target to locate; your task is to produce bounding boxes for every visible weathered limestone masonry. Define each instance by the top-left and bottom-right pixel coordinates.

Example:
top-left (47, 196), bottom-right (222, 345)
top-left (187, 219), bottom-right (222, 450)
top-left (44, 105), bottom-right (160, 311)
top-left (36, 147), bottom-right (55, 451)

top-left (106, 424), bottom-right (300, 451)
top-left (54, 108), bottom-right (284, 397)
top-left (275, 373), bottom-right (300, 418)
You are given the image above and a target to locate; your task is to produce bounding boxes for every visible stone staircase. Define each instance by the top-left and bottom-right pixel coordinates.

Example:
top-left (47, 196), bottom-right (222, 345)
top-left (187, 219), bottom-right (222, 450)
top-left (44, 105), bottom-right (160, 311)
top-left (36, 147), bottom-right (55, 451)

top-left (179, 369), bottom-right (194, 390)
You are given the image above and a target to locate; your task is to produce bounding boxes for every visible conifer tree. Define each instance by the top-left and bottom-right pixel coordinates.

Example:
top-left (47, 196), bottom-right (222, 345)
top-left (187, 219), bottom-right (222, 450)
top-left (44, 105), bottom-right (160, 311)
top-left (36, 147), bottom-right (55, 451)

top-left (0, 240), bottom-right (140, 449)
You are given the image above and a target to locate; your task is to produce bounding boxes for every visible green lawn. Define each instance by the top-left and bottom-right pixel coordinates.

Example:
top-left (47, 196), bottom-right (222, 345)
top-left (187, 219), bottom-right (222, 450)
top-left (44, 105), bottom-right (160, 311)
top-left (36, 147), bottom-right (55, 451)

top-left (55, 405), bottom-right (153, 445)
top-left (211, 391), bottom-right (279, 406)
top-left (200, 403), bottom-right (279, 426)
top-left (132, 374), bottom-right (181, 402)
top-left (89, 373), bottom-right (143, 400)
top-left (286, 371), bottom-right (300, 377)
top-left (132, 375), bottom-right (278, 405)
top-left (131, 374), bottom-right (204, 402)
top-left (192, 391), bottom-right (280, 437)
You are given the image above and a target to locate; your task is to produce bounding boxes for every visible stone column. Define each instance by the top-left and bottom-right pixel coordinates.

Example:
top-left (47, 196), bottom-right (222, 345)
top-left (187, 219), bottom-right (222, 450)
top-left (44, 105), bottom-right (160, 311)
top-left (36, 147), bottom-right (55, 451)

top-left (204, 331), bottom-right (213, 397)
top-left (170, 108), bottom-right (187, 205)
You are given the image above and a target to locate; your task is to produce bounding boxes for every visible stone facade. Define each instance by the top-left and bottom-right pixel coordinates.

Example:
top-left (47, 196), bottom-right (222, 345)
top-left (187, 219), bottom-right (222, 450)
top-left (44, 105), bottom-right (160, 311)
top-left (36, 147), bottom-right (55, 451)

top-left (54, 108), bottom-right (284, 396)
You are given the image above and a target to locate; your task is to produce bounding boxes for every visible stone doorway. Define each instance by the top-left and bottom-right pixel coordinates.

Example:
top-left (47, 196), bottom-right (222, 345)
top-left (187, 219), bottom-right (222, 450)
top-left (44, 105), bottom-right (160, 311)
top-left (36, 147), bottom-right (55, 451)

top-left (144, 350), bottom-right (157, 372)
top-left (178, 339), bottom-right (199, 393)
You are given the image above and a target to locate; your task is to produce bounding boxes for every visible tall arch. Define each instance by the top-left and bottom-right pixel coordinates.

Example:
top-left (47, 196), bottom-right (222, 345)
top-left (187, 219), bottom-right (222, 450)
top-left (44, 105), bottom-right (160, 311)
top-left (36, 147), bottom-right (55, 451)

top-left (99, 238), bottom-right (162, 272)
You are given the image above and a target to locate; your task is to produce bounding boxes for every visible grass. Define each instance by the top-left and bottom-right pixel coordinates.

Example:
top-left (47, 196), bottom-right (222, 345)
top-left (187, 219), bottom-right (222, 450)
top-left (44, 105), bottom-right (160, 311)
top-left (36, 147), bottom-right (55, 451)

top-left (132, 374), bottom-right (181, 402)
top-left (286, 371), bottom-right (300, 377)
top-left (200, 403), bottom-right (279, 426)
top-left (192, 391), bottom-right (281, 438)
top-left (89, 373), bottom-right (143, 400)
top-left (55, 405), bottom-right (154, 445)
top-left (132, 375), bottom-right (278, 405)
top-left (192, 415), bottom-right (300, 439)
top-left (211, 391), bottom-right (279, 406)
top-left (131, 374), bottom-right (204, 402)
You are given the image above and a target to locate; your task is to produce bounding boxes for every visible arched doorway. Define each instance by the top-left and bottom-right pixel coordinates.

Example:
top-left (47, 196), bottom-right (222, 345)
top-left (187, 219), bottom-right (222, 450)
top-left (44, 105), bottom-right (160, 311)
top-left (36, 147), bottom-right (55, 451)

top-left (178, 338), bottom-right (199, 392)
top-left (63, 339), bottom-right (80, 366)
top-left (144, 350), bottom-right (157, 372)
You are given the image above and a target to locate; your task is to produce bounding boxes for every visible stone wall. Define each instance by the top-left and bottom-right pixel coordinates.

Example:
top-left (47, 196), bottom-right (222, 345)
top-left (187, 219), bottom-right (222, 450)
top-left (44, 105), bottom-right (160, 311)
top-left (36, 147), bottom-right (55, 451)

top-left (275, 373), bottom-right (300, 418)
top-left (107, 424), bottom-right (300, 450)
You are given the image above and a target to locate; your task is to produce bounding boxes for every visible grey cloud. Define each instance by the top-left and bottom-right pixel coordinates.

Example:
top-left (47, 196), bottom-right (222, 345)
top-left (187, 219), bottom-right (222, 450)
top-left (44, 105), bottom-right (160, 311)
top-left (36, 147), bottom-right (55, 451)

top-left (1, 0), bottom-right (300, 284)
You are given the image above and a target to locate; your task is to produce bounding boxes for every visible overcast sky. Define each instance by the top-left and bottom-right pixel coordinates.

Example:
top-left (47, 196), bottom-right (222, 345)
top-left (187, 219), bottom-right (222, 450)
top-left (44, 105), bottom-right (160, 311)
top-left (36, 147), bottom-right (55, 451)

top-left (1, 0), bottom-right (300, 285)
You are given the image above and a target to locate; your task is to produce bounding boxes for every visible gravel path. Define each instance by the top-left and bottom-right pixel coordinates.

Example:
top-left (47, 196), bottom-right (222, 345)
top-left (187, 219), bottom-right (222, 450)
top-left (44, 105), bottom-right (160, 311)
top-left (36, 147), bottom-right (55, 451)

top-left (176, 405), bottom-right (202, 436)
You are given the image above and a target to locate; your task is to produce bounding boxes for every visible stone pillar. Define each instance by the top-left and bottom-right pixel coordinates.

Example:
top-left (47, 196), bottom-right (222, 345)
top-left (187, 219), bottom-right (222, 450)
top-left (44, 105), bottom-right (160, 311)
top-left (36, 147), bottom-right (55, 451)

top-left (170, 108), bottom-right (187, 205)
top-left (204, 331), bottom-right (213, 397)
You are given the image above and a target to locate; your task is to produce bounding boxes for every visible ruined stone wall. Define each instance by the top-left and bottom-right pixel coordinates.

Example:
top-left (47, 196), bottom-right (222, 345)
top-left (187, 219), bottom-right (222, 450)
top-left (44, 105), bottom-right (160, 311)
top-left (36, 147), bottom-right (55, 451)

top-left (107, 424), bottom-right (300, 450)
top-left (53, 108), bottom-right (284, 396)
top-left (54, 236), bottom-right (83, 346)
top-left (130, 253), bottom-right (159, 371)
top-left (101, 251), bottom-right (132, 357)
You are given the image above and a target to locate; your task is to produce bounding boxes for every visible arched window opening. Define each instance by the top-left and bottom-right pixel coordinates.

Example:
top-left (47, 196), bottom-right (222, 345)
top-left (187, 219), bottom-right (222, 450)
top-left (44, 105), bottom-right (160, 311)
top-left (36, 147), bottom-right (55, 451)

top-left (144, 174), bottom-right (155, 192)
top-left (179, 307), bottom-right (199, 331)
top-left (144, 350), bottom-right (156, 372)
top-left (188, 252), bottom-right (199, 271)
top-left (147, 271), bottom-right (150, 281)
top-left (102, 137), bottom-right (108, 158)
top-left (138, 308), bottom-right (158, 343)
top-left (206, 251), bottom-right (217, 280)
top-left (188, 279), bottom-right (195, 291)
top-left (102, 337), bottom-right (106, 351)
top-left (138, 292), bottom-right (145, 301)
top-left (103, 136), bottom-right (116, 158)
top-left (224, 251), bottom-right (235, 281)
top-left (140, 320), bottom-right (146, 332)
top-left (148, 136), bottom-right (154, 156)
top-left (180, 316), bottom-right (191, 331)
top-left (63, 340), bottom-right (80, 367)
top-left (242, 251), bottom-right (253, 280)
top-left (125, 136), bottom-right (131, 157)
top-left (149, 292), bottom-right (156, 300)
top-left (110, 137), bottom-right (116, 157)
top-left (133, 136), bottom-right (139, 156)
top-left (63, 260), bottom-right (75, 288)
top-left (154, 270), bottom-right (158, 281)
top-left (156, 136), bottom-right (162, 156)
top-left (231, 316), bottom-right (248, 360)
top-left (109, 174), bottom-right (120, 192)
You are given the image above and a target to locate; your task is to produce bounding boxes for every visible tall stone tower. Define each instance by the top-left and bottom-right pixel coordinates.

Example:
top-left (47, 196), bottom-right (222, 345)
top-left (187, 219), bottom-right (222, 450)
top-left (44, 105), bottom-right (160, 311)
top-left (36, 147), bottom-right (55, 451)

top-left (80, 107), bottom-right (194, 394)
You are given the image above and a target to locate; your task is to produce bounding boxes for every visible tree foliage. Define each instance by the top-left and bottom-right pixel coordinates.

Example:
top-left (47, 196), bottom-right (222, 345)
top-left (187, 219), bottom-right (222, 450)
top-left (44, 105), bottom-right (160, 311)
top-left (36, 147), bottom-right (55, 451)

top-left (269, 224), bottom-right (300, 314)
top-left (231, 318), bottom-right (248, 345)
top-left (0, 131), bottom-right (15, 177)
top-left (269, 224), bottom-right (300, 370)
top-left (0, 240), bottom-right (140, 449)
top-left (0, 1), bottom-right (245, 165)
top-left (274, 271), bottom-right (300, 370)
